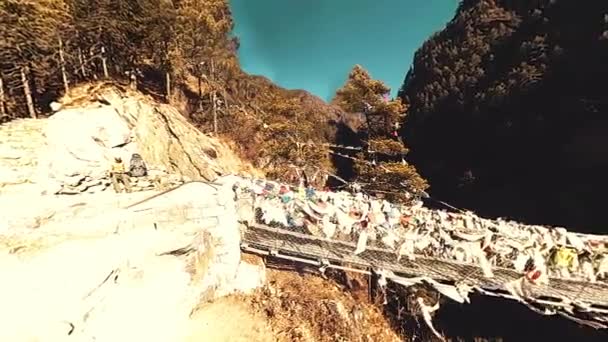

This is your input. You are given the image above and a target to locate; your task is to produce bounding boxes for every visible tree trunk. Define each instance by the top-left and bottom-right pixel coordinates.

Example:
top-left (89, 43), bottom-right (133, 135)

top-left (21, 66), bottom-right (36, 119)
top-left (78, 47), bottom-right (87, 78)
top-left (89, 47), bottom-right (98, 79)
top-left (101, 46), bottom-right (109, 78)
top-left (0, 75), bottom-right (6, 118)
top-left (58, 37), bottom-right (69, 94)
top-left (222, 88), bottom-right (228, 110)
top-left (211, 60), bottom-right (217, 135)
top-left (129, 69), bottom-right (137, 90)
top-left (165, 71), bottom-right (171, 100)
top-left (197, 74), bottom-right (202, 110)
top-left (212, 91), bottom-right (217, 134)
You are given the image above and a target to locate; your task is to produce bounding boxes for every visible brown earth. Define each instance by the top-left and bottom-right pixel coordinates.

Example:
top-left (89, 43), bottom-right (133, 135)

top-left (187, 252), bottom-right (403, 342)
top-left (231, 267), bottom-right (401, 342)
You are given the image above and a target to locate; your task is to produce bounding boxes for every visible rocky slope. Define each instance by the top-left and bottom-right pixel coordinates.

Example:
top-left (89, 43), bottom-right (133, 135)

top-left (0, 86), bottom-right (399, 342)
top-left (399, 0), bottom-right (608, 233)
top-left (0, 82), bottom-right (259, 198)
top-left (0, 84), bottom-right (262, 341)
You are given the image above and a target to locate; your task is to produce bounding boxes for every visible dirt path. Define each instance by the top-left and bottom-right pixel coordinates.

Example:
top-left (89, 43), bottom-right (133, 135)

top-left (186, 296), bottom-right (275, 342)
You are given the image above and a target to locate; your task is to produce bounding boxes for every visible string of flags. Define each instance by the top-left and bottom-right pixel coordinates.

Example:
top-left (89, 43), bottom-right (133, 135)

top-left (328, 150), bottom-right (408, 169)
top-left (301, 141), bottom-right (409, 157)
top-left (231, 101), bottom-right (408, 157)
top-left (230, 99), bottom-right (436, 199)
top-left (229, 104), bottom-right (411, 179)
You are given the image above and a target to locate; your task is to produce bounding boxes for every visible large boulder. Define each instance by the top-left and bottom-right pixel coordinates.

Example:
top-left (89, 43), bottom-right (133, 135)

top-left (0, 180), bottom-right (261, 342)
top-left (41, 105), bottom-right (132, 182)
top-left (27, 84), bottom-right (260, 195)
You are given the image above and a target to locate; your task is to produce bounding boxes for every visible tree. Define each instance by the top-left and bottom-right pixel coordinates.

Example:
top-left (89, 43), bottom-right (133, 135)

top-left (333, 65), bottom-right (428, 200)
top-left (257, 96), bottom-right (331, 187)
top-left (0, 0), bottom-right (74, 117)
top-left (173, 0), bottom-right (236, 127)
top-left (0, 0), bottom-right (340, 187)
top-left (139, 0), bottom-right (177, 98)
top-left (70, 0), bottom-right (146, 76)
top-left (173, 0), bottom-right (234, 78)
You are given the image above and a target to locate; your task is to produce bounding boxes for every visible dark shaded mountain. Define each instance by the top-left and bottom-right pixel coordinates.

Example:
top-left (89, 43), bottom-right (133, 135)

top-left (399, 0), bottom-right (608, 233)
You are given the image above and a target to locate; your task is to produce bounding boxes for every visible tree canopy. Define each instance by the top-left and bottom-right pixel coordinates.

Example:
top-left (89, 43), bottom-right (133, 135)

top-left (0, 0), bottom-right (342, 185)
top-left (333, 65), bottom-right (428, 201)
top-left (399, 0), bottom-right (608, 232)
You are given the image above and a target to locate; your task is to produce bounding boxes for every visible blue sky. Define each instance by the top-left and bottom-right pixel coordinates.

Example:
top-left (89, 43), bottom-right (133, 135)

top-left (229, 0), bottom-right (459, 101)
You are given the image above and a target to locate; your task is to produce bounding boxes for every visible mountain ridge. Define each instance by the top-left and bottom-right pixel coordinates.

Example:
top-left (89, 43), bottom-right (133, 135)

top-left (399, 0), bottom-right (608, 233)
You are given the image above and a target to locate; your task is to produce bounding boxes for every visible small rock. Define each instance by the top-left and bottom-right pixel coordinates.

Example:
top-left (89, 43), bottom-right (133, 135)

top-left (63, 174), bottom-right (85, 187)
top-left (148, 169), bottom-right (167, 178)
top-left (137, 180), bottom-right (152, 188)
top-left (83, 179), bottom-right (102, 188)
top-left (168, 174), bottom-right (182, 184)
top-left (49, 101), bottom-right (63, 112)
top-left (86, 183), bottom-right (106, 193)
top-left (59, 186), bottom-right (81, 195)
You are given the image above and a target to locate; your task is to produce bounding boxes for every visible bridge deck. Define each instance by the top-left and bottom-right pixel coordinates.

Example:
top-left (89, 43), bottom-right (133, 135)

top-left (243, 224), bottom-right (608, 311)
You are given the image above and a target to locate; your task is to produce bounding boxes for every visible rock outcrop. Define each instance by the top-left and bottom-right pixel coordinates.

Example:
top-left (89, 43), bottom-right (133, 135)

top-left (0, 84), bottom-right (266, 341)
top-left (0, 118), bottom-right (46, 193)
top-left (0, 177), bottom-right (264, 342)
top-left (0, 83), bottom-right (259, 196)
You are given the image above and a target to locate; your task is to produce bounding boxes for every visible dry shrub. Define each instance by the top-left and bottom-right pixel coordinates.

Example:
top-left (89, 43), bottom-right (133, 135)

top-left (245, 269), bottom-right (402, 342)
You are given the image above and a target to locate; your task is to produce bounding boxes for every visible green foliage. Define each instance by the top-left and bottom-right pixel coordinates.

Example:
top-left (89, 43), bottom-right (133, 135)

top-left (0, 0), bottom-right (340, 181)
top-left (0, 0), bottom-right (73, 114)
top-left (250, 96), bottom-right (332, 186)
top-left (333, 65), bottom-right (428, 198)
top-left (399, 0), bottom-right (608, 231)
top-left (368, 138), bottom-right (408, 155)
top-left (333, 65), bottom-right (391, 113)
top-left (354, 159), bottom-right (428, 202)
top-left (0, 0), bottom-right (237, 117)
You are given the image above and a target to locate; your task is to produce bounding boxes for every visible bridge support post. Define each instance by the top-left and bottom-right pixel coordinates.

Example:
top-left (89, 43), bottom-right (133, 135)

top-left (368, 267), bottom-right (373, 304)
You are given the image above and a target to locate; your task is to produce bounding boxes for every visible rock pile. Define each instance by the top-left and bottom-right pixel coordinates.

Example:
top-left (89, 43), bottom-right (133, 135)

top-left (56, 171), bottom-right (190, 195)
top-left (0, 178), bottom-right (261, 342)
top-left (0, 83), bottom-right (260, 196)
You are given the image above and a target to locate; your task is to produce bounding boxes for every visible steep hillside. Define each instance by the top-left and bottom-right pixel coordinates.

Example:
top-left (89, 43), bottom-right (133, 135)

top-left (0, 82), bottom-right (259, 197)
top-left (399, 0), bottom-right (608, 233)
top-left (0, 0), bottom-right (345, 182)
top-left (0, 88), bottom-right (398, 342)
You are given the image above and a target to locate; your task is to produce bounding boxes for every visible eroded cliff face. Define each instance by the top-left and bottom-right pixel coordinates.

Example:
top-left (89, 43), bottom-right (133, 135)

top-left (399, 0), bottom-right (608, 233)
top-left (0, 85), bottom-right (399, 341)
top-left (0, 82), bottom-right (260, 197)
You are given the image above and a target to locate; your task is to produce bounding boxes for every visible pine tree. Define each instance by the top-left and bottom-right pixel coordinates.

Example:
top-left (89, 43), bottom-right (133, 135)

top-left (173, 0), bottom-right (234, 79)
top-left (70, 0), bottom-right (146, 77)
top-left (257, 95), bottom-right (331, 187)
top-left (139, 0), bottom-right (177, 98)
top-left (333, 65), bottom-right (428, 200)
top-left (0, 0), bottom-right (74, 117)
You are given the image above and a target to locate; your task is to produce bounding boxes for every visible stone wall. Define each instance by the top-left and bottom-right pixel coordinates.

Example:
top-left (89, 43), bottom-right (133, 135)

top-left (56, 170), bottom-right (189, 195)
top-left (0, 178), bottom-right (262, 342)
